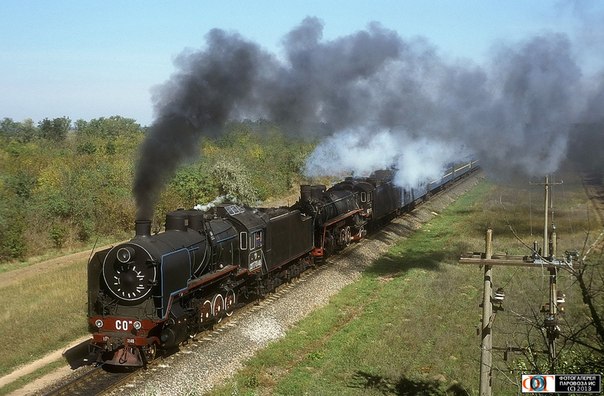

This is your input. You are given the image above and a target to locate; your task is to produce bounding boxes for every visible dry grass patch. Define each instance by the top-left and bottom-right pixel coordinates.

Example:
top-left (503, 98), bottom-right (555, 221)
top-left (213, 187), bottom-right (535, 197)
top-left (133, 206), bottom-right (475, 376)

top-left (0, 259), bottom-right (88, 377)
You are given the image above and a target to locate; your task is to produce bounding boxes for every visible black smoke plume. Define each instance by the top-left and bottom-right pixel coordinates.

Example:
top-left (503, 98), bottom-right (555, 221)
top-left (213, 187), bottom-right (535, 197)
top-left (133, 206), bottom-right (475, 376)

top-left (134, 18), bottom-right (405, 219)
top-left (134, 17), bottom-right (600, 220)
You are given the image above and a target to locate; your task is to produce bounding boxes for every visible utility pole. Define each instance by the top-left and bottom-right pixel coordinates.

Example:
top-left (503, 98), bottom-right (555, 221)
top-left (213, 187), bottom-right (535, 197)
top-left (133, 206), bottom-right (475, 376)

top-left (546, 266), bottom-right (558, 370)
top-left (534, 175), bottom-right (564, 370)
top-left (460, 176), bottom-right (571, 395)
top-left (479, 229), bottom-right (493, 396)
top-left (530, 175), bottom-right (563, 259)
top-left (543, 176), bottom-right (549, 257)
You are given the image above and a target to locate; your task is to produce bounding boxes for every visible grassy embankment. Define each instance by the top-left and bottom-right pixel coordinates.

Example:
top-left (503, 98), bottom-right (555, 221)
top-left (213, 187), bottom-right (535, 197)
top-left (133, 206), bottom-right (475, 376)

top-left (209, 173), bottom-right (601, 396)
top-left (0, 257), bottom-right (89, 395)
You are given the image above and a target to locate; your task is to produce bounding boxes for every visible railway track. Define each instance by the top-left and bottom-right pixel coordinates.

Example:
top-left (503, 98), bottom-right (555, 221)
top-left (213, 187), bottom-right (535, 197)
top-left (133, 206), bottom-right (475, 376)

top-left (38, 171), bottom-right (482, 396)
top-left (582, 171), bottom-right (604, 261)
top-left (40, 260), bottom-right (326, 396)
top-left (43, 366), bottom-right (132, 396)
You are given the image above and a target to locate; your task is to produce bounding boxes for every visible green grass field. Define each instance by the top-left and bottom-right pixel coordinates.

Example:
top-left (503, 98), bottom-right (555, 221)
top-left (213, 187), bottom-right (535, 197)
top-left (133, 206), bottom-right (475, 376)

top-left (208, 174), bottom-right (601, 395)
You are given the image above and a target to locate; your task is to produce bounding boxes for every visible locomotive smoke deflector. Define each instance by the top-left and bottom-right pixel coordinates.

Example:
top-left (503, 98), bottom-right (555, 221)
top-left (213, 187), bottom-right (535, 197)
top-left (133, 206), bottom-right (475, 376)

top-left (135, 219), bottom-right (152, 237)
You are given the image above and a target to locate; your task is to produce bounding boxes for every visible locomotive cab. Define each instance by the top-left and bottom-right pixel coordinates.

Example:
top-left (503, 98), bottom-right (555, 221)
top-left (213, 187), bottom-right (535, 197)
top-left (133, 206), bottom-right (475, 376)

top-left (212, 204), bottom-right (268, 273)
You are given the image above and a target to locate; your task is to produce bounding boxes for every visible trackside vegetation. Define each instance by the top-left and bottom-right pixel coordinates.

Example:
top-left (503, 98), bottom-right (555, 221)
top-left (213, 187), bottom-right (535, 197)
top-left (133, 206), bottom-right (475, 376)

top-left (0, 117), bottom-right (314, 264)
top-left (208, 175), bottom-right (602, 395)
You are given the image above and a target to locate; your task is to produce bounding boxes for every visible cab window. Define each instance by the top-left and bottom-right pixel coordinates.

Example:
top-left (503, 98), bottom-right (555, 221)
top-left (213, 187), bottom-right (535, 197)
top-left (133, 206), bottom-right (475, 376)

top-left (249, 231), bottom-right (263, 250)
top-left (254, 231), bottom-right (263, 248)
top-left (240, 232), bottom-right (248, 250)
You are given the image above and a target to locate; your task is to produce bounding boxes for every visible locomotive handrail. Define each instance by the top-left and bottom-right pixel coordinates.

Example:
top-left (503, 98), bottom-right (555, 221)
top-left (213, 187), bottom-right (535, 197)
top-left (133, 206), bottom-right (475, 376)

top-left (323, 208), bottom-right (364, 228)
top-left (316, 190), bottom-right (360, 215)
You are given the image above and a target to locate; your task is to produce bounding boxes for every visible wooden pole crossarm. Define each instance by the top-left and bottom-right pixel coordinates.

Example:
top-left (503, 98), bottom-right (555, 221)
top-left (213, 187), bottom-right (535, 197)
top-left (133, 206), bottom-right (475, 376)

top-left (459, 256), bottom-right (573, 269)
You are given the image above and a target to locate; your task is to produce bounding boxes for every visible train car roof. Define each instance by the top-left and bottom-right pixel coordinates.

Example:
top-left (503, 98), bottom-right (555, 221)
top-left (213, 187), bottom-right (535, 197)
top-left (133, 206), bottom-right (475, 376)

top-left (215, 204), bottom-right (268, 231)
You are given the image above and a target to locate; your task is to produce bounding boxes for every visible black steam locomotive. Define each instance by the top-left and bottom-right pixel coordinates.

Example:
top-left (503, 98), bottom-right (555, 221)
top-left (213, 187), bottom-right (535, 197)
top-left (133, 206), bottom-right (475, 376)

top-left (88, 160), bottom-right (477, 366)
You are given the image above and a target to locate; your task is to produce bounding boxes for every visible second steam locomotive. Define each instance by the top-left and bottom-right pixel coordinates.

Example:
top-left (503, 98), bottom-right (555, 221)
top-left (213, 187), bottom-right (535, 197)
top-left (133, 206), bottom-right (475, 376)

top-left (88, 161), bottom-right (477, 366)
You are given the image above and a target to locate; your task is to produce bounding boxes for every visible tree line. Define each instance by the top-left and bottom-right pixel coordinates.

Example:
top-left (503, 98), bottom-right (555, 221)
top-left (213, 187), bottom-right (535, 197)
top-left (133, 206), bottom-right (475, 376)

top-left (0, 116), bottom-right (314, 262)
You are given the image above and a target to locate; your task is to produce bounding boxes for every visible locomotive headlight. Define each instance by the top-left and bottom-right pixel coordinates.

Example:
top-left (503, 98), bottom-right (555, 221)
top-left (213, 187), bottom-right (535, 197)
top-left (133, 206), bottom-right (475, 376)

top-left (133, 321), bottom-right (142, 330)
top-left (117, 246), bottom-right (136, 263)
top-left (95, 319), bottom-right (104, 328)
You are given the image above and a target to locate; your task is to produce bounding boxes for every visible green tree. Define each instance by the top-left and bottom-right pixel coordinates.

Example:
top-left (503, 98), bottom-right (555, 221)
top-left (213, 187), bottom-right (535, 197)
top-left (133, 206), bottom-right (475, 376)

top-left (0, 118), bottom-right (38, 142)
top-left (0, 118), bottom-right (20, 137)
top-left (6, 170), bottom-right (37, 200)
top-left (17, 118), bottom-right (38, 142)
top-left (77, 116), bottom-right (142, 137)
top-left (212, 158), bottom-right (259, 205)
top-left (38, 117), bottom-right (70, 141)
top-left (170, 164), bottom-right (217, 207)
top-left (0, 206), bottom-right (27, 260)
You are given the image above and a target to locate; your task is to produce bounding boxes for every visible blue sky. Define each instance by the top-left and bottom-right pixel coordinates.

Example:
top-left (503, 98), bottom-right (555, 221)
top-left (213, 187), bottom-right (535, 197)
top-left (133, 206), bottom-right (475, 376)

top-left (0, 1), bottom-right (601, 126)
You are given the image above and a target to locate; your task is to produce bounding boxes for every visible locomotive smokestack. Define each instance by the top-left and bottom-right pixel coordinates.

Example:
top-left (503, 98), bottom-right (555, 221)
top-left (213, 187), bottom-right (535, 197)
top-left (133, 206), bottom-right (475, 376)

top-left (135, 220), bottom-right (152, 237)
top-left (300, 185), bottom-right (312, 203)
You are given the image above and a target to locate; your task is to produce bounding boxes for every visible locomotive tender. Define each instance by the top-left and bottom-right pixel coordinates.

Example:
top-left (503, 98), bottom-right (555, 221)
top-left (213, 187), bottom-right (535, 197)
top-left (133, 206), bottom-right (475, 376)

top-left (88, 160), bottom-right (477, 366)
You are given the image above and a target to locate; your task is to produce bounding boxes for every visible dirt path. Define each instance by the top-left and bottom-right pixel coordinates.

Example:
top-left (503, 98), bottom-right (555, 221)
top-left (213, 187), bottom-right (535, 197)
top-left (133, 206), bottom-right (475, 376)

top-left (0, 336), bottom-right (90, 391)
top-left (0, 242), bottom-right (124, 289)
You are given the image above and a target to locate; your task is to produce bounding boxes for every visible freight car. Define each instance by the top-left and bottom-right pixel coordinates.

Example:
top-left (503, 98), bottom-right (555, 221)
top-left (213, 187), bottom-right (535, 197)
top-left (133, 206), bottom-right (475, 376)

top-left (87, 160), bottom-right (477, 366)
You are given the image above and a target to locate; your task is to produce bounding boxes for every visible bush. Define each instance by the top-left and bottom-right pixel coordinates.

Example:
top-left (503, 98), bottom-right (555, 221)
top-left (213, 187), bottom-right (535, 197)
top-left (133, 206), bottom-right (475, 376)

top-left (0, 215), bottom-right (27, 261)
top-left (212, 159), bottom-right (259, 205)
top-left (170, 164), bottom-right (218, 207)
top-left (6, 171), bottom-right (37, 200)
top-left (44, 192), bottom-right (72, 218)
top-left (77, 219), bottom-right (94, 242)
top-left (49, 223), bottom-right (68, 248)
top-left (77, 142), bottom-right (97, 155)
